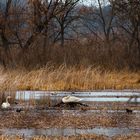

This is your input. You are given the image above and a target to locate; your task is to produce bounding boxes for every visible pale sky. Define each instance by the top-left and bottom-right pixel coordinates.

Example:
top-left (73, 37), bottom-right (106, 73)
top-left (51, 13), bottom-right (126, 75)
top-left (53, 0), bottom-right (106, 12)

top-left (81, 0), bottom-right (110, 7)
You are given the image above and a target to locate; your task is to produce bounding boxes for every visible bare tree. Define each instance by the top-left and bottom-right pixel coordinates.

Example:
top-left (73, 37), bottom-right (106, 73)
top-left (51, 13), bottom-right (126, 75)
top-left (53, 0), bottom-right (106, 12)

top-left (111, 0), bottom-right (140, 58)
top-left (79, 5), bottom-right (103, 42)
top-left (54, 0), bottom-right (80, 47)
top-left (0, 0), bottom-right (12, 49)
top-left (97, 0), bottom-right (115, 44)
top-left (0, 0), bottom-right (15, 67)
top-left (80, 0), bottom-right (115, 54)
top-left (0, 0), bottom-right (28, 67)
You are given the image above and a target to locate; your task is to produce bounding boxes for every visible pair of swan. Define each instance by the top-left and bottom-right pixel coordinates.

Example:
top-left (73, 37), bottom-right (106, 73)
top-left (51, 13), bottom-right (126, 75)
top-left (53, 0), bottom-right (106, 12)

top-left (1, 96), bottom-right (11, 109)
top-left (1, 95), bottom-right (82, 109)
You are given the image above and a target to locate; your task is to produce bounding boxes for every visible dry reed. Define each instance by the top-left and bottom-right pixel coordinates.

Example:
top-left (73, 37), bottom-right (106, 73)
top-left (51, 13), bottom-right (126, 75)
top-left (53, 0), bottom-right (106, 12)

top-left (0, 65), bottom-right (139, 91)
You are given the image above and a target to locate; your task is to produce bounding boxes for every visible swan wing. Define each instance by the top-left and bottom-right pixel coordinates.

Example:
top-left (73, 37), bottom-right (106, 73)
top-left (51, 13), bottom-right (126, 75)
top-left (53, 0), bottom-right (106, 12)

top-left (62, 96), bottom-right (82, 103)
top-left (70, 96), bottom-right (82, 102)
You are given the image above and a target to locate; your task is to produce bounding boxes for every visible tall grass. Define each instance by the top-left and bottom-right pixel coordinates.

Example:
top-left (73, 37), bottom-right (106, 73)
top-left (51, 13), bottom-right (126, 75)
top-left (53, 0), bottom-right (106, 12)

top-left (0, 40), bottom-right (139, 91)
top-left (0, 39), bottom-right (140, 70)
top-left (0, 65), bottom-right (139, 91)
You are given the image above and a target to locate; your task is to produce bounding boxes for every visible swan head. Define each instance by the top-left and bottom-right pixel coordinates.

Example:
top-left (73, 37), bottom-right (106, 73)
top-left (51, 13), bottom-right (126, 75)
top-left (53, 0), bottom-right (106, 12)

top-left (64, 95), bottom-right (71, 99)
top-left (6, 96), bottom-right (12, 99)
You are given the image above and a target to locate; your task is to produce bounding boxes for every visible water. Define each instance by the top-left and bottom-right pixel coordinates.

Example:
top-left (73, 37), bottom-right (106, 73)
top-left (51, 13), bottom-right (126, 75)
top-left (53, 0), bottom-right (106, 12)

top-left (16, 90), bottom-right (140, 97)
top-left (0, 127), bottom-right (139, 137)
top-left (82, 97), bottom-right (140, 102)
top-left (15, 91), bottom-right (140, 103)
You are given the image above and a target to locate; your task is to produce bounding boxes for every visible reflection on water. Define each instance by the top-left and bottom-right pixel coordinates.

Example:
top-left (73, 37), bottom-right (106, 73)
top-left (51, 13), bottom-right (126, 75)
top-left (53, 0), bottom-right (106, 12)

top-left (83, 97), bottom-right (140, 102)
top-left (0, 127), bottom-right (140, 137)
top-left (16, 91), bottom-right (140, 97)
top-left (15, 91), bottom-right (140, 103)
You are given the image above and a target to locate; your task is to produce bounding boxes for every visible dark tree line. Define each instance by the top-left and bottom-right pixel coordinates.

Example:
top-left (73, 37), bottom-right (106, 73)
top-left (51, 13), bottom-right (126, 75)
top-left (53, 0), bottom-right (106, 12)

top-left (0, 0), bottom-right (139, 69)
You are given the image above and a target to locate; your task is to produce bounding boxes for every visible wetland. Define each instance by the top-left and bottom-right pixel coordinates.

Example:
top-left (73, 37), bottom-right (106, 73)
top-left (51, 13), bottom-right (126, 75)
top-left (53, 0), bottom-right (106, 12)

top-left (0, 91), bottom-right (140, 139)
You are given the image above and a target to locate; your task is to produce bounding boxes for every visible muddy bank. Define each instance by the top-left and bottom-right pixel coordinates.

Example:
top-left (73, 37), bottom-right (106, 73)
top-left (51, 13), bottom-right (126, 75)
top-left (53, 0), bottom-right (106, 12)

top-left (0, 109), bottom-right (140, 129)
top-left (0, 133), bottom-right (140, 140)
top-left (0, 134), bottom-right (109, 140)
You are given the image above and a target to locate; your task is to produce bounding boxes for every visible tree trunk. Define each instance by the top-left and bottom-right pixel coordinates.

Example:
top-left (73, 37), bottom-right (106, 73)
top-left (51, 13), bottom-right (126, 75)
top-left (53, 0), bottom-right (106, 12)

top-left (61, 24), bottom-right (64, 47)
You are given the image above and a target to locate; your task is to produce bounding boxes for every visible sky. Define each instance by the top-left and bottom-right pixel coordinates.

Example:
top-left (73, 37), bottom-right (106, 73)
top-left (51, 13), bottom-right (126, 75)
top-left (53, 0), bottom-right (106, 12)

top-left (81, 0), bottom-right (110, 7)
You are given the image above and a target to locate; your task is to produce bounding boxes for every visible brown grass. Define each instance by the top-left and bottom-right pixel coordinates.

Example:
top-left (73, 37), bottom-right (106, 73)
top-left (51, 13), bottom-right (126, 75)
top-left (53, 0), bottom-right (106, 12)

top-left (112, 133), bottom-right (140, 140)
top-left (0, 135), bottom-right (109, 140)
top-left (0, 38), bottom-right (139, 91)
top-left (1, 108), bottom-right (140, 129)
top-left (0, 133), bottom-right (140, 140)
top-left (0, 65), bottom-right (139, 91)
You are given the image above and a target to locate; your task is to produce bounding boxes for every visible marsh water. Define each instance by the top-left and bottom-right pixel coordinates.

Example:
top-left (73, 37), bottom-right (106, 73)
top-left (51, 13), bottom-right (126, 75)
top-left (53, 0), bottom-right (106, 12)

top-left (0, 90), bottom-right (140, 138)
top-left (1, 127), bottom-right (140, 137)
top-left (15, 90), bottom-right (140, 102)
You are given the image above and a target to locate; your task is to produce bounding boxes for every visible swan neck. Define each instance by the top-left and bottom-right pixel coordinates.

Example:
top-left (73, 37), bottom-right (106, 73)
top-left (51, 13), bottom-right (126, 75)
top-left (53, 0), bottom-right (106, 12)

top-left (6, 97), bottom-right (9, 103)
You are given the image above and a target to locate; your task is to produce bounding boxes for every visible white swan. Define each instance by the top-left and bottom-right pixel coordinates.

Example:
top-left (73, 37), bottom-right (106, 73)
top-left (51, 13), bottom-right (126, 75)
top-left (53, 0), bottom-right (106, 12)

top-left (62, 95), bottom-right (82, 103)
top-left (1, 96), bottom-right (11, 109)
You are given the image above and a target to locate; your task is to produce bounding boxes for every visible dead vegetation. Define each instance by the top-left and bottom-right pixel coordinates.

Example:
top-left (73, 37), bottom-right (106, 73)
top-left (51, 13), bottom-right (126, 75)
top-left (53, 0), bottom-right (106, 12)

top-left (0, 65), bottom-right (139, 91)
top-left (0, 108), bottom-right (140, 129)
top-left (0, 135), bottom-right (109, 140)
top-left (0, 133), bottom-right (140, 140)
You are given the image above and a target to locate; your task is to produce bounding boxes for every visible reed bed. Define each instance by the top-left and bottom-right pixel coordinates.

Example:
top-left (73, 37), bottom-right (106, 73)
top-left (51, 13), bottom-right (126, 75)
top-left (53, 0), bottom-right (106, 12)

top-left (0, 65), bottom-right (139, 91)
